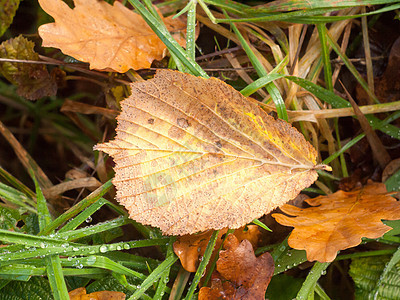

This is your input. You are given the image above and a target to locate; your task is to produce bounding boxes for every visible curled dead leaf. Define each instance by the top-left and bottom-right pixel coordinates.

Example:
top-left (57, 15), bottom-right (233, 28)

top-left (272, 181), bottom-right (400, 262)
top-left (38, 0), bottom-right (187, 72)
top-left (198, 234), bottom-right (274, 300)
top-left (95, 69), bottom-right (326, 235)
top-left (173, 226), bottom-right (260, 272)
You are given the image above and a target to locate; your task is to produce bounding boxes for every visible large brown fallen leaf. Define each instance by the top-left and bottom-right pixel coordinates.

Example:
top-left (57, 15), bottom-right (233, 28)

top-left (173, 226), bottom-right (260, 272)
top-left (272, 181), bottom-right (400, 262)
top-left (198, 234), bottom-right (274, 300)
top-left (95, 69), bottom-right (328, 235)
top-left (38, 0), bottom-right (186, 72)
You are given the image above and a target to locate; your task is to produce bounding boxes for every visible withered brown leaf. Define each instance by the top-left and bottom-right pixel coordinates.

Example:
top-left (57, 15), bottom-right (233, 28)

top-left (68, 287), bottom-right (125, 300)
top-left (0, 35), bottom-right (57, 100)
top-left (198, 234), bottom-right (274, 300)
top-left (272, 181), bottom-right (400, 262)
top-left (38, 0), bottom-right (187, 72)
top-left (173, 226), bottom-right (260, 272)
top-left (95, 69), bottom-right (326, 235)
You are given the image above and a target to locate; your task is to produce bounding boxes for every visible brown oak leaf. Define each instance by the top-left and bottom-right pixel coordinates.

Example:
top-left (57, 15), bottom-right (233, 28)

top-left (198, 234), bottom-right (274, 300)
top-left (95, 69), bottom-right (328, 235)
top-left (173, 226), bottom-right (260, 272)
top-left (38, 0), bottom-right (187, 72)
top-left (272, 181), bottom-right (400, 262)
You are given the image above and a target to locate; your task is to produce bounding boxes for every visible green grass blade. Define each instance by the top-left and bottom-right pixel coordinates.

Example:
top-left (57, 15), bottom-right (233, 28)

top-left (326, 32), bottom-right (379, 104)
top-left (284, 76), bottom-right (400, 139)
top-left (184, 230), bottom-right (219, 300)
top-left (317, 23), bottom-right (333, 91)
top-left (0, 229), bottom-right (67, 247)
top-left (45, 256), bottom-right (69, 300)
top-left (129, 253), bottom-right (178, 300)
top-left (58, 198), bottom-right (108, 233)
top-left (273, 250), bottom-right (308, 275)
top-left (39, 179), bottom-right (113, 235)
top-left (0, 182), bottom-right (36, 213)
top-left (63, 256), bottom-right (147, 280)
top-left (153, 237), bottom-right (175, 300)
top-left (0, 165), bottom-right (35, 199)
top-left (31, 172), bottom-right (51, 231)
top-left (250, 0), bottom-right (400, 11)
top-left (0, 238), bottom-right (169, 264)
top-left (30, 172), bottom-right (69, 299)
top-left (296, 262), bottom-right (330, 299)
top-left (128, 0), bottom-right (208, 78)
top-left (204, 0), bottom-right (400, 13)
top-left (0, 264), bottom-right (46, 279)
top-left (240, 73), bottom-right (285, 97)
top-left (185, 0), bottom-right (197, 62)
top-left (57, 216), bottom-right (131, 241)
top-left (252, 219), bottom-right (272, 232)
top-left (227, 13), bottom-right (288, 121)
top-left (204, 1), bottom-right (400, 24)
top-left (266, 84), bottom-right (288, 121)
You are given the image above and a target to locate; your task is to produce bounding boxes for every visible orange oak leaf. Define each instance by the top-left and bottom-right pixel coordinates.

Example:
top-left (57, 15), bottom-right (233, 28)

top-left (68, 287), bottom-right (125, 300)
top-left (198, 234), bottom-right (274, 300)
top-left (173, 225), bottom-right (260, 272)
top-left (272, 181), bottom-right (400, 262)
top-left (38, 0), bottom-right (186, 72)
top-left (95, 69), bottom-right (328, 235)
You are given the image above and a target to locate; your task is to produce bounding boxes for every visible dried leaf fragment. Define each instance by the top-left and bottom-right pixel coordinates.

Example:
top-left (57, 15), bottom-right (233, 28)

top-left (198, 234), bottom-right (274, 300)
top-left (0, 0), bottom-right (20, 37)
top-left (273, 181), bottom-right (400, 262)
top-left (38, 0), bottom-right (187, 72)
top-left (95, 69), bottom-right (325, 235)
top-left (0, 35), bottom-right (57, 100)
top-left (69, 287), bottom-right (125, 300)
top-left (173, 226), bottom-right (260, 272)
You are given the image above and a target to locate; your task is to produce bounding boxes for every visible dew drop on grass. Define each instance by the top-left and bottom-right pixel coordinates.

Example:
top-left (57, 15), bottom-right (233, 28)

top-left (99, 245), bottom-right (108, 253)
top-left (86, 256), bottom-right (96, 265)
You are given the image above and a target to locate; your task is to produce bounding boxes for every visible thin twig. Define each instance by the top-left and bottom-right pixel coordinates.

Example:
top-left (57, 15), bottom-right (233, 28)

top-left (340, 81), bottom-right (390, 169)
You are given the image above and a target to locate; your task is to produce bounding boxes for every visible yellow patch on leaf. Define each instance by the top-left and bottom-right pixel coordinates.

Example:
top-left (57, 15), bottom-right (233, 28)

top-left (272, 181), bottom-right (400, 262)
top-left (95, 69), bottom-right (326, 235)
top-left (38, 0), bottom-right (187, 72)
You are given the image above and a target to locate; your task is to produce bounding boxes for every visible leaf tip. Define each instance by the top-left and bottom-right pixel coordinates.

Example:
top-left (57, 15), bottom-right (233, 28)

top-left (315, 164), bottom-right (332, 172)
